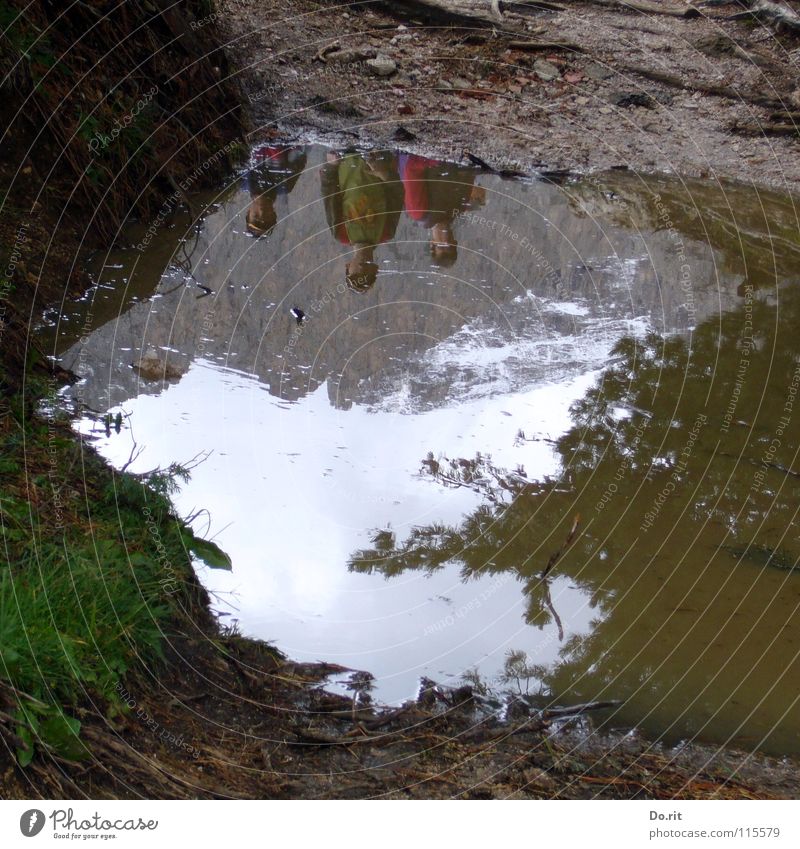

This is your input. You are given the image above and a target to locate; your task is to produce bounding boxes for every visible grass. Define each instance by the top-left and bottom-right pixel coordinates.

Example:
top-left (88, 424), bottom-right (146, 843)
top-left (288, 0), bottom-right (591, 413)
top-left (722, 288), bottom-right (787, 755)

top-left (0, 374), bottom-right (212, 766)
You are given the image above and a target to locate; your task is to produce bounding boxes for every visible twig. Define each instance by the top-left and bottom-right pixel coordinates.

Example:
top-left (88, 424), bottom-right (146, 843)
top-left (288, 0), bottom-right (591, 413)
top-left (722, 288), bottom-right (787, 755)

top-left (119, 436), bottom-right (144, 473)
top-left (541, 513), bottom-right (580, 578)
top-left (508, 39), bottom-right (584, 52)
top-left (315, 41), bottom-right (340, 62)
top-left (541, 579), bottom-right (564, 641)
top-left (584, 0), bottom-right (701, 18)
top-left (542, 699), bottom-right (621, 719)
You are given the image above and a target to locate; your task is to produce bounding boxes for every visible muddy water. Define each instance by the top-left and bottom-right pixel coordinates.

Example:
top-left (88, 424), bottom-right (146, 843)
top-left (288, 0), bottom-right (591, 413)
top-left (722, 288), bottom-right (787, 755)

top-left (43, 145), bottom-right (800, 756)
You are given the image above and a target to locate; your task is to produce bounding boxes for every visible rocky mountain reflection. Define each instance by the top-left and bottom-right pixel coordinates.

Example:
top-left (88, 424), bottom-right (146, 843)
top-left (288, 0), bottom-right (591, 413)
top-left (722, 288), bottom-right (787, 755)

top-left (50, 145), bottom-right (792, 415)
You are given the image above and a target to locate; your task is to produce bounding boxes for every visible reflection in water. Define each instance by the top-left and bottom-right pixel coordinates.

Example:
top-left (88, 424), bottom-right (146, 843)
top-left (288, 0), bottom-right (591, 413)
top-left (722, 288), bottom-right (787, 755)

top-left (243, 145), bottom-right (307, 238)
top-left (321, 150), bottom-right (403, 292)
top-left (398, 154), bottom-right (485, 267)
top-left (42, 144), bottom-right (800, 756)
top-left (350, 290), bottom-right (800, 753)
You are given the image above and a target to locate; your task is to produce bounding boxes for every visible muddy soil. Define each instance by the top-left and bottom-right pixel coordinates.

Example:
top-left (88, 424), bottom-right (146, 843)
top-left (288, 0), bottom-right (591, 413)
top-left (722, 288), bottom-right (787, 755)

top-left (217, 0), bottom-right (800, 191)
top-left (5, 612), bottom-right (800, 800)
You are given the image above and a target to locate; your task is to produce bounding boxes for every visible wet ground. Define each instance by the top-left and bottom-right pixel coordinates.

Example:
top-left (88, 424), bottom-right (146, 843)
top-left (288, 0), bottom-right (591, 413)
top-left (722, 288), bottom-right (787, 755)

top-left (41, 143), bottom-right (800, 759)
top-left (217, 0), bottom-right (800, 192)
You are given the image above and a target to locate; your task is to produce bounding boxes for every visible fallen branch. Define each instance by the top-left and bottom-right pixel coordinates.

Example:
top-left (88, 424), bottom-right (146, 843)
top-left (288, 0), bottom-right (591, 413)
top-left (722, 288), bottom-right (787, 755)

top-left (507, 39), bottom-right (584, 51)
top-left (584, 0), bottom-right (702, 17)
top-left (542, 699), bottom-right (621, 719)
top-left (727, 0), bottom-right (800, 34)
top-left (730, 120), bottom-right (800, 136)
top-left (622, 62), bottom-right (787, 109)
top-left (357, 704), bottom-right (416, 732)
top-left (503, 1), bottom-right (566, 11)
top-left (315, 40), bottom-right (340, 62)
top-left (369, 0), bottom-right (560, 29)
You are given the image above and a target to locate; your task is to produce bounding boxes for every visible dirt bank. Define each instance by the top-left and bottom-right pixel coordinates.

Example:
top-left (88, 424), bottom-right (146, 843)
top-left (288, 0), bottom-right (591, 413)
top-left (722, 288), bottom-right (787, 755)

top-left (1, 0), bottom-right (248, 394)
top-left (217, 0), bottom-right (800, 191)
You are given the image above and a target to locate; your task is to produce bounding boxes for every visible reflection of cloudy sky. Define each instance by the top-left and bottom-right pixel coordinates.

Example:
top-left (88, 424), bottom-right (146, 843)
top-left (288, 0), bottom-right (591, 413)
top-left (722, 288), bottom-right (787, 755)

top-left (78, 359), bottom-right (597, 703)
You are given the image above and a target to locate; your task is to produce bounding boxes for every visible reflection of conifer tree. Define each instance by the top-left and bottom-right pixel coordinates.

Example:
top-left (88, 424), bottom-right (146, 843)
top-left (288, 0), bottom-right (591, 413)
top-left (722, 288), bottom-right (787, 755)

top-left (348, 287), bottom-right (800, 724)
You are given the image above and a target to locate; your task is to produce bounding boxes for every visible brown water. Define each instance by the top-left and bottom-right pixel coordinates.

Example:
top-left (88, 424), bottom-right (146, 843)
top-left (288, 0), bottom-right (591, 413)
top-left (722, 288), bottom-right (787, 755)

top-left (42, 145), bottom-right (800, 757)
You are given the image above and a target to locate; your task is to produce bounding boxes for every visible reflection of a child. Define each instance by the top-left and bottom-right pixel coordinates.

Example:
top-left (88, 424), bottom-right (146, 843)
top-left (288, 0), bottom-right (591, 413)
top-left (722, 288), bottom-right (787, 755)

top-left (321, 151), bottom-right (404, 292)
top-left (243, 146), bottom-right (307, 238)
top-left (398, 154), bottom-right (486, 267)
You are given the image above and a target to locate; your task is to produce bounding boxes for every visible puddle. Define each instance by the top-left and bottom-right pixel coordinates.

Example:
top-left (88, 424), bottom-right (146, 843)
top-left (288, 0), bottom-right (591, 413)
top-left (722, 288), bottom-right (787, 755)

top-left (41, 144), bottom-right (800, 755)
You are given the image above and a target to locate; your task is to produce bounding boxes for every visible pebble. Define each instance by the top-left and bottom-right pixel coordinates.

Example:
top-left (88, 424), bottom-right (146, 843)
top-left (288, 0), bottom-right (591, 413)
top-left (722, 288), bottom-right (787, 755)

top-left (533, 59), bottom-right (560, 82)
top-left (584, 63), bottom-right (614, 81)
top-left (366, 55), bottom-right (397, 77)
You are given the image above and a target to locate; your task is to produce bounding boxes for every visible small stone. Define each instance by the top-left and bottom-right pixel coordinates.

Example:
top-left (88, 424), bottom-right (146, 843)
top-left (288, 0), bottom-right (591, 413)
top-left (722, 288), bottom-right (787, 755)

top-left (609, 91), bottom-right (655, 109)
top-left (327, 47), bottom-right (377, 64)
top-left (533, 59), bottom-right (560, 82)
top-left (584, 62), bottom-right (614, 81)
top-left (450, 76), bottom-right (472, 90)
top-left (366, 55), bottom-right (397, 77)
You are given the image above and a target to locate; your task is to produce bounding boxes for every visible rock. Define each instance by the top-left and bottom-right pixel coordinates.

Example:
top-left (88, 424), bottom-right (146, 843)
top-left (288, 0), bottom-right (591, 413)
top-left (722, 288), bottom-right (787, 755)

top-left (584, 62), bottom-right (614, 81)
top-left (450, 76), bottom-right (473, 90)
top-left (393, 125), bottom-right (416, 142)
top-left (309, 94), bottom-right (363, 118)
top-left (326, 47), bottom-right (376, 64)
top-left (694, 33), bottom-right (738, 59)
top-left (366, 55), bottom-right (397, 77)
top-left (609, 91), bottom-right (656, 109)
top-left (533, 59), bottom-right (560, 82)
top-left (134, 348), bottom-right (184, 381)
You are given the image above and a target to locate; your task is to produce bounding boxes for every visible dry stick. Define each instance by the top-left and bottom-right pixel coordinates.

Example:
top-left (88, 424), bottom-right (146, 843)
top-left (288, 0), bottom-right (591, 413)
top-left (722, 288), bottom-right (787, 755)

top-left (287, 727), bottom-right (396, 747)
top-left (583, 0), bottom-right (701, 18)
top-left (542, 699), bottom-right (621, 719)
top-left (621, 62), bottom-right (788, 110)
top-left (357, 704), bottom-right (415, 732)
top-left (727, 0), bottom-right (800, 34)
top-left (503, 1), bottom-right (566, 11)
top-left (507, 39), bottom-right (584, 51)
top-left (315, 41), bottom-right (340, 62)
top-left (373, 0), bottom-right (559, 29)
top-left (730, 121), bottom-right (800, 137)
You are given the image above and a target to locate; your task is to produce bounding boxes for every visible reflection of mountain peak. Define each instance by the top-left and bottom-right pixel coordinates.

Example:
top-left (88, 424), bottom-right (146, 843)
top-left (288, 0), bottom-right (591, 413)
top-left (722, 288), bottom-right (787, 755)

top-left (57, 145), bottom-right (778, 414)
